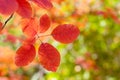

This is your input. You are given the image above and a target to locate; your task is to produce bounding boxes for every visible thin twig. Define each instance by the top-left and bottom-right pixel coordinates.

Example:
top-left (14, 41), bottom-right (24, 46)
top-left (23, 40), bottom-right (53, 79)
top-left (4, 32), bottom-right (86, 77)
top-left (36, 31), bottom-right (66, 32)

top-left (2, 13), bottom-right (14, 30)
top-left (36, 34), bottom-right (43, 43)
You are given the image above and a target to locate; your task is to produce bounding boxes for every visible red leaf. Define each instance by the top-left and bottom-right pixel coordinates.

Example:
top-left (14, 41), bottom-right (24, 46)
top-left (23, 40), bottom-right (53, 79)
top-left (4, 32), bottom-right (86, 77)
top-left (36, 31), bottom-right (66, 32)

top-left (31, 0), bottom-right (53, 9)
top-left (52, 24), bottom-right (80, 44)
top-left (22, 18), bottom-right (38, 38)
top-left (15, 44), bottom-right (36, 66)
top-left (0, 22), bottom-right (2, 32)
top-left (16, 0), bottom-right (32, 18)
top-left (0, 0), bottom-right (18, 15)
top-left (38, 43), bottom-right (60, 72)
top-left (39, 14), bottom-right (51, 33)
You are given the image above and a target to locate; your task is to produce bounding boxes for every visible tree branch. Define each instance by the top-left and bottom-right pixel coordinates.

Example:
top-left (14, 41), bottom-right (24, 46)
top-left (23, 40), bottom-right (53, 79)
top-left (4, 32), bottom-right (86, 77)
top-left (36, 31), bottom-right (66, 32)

top-left (2, 13), bottom-right (14, 30)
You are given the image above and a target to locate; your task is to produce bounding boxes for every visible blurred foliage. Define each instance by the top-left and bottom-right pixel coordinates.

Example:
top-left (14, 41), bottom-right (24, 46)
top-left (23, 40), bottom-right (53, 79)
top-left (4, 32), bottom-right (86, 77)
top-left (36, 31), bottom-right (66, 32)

top-left (0, 0), bottom-right (120, 80)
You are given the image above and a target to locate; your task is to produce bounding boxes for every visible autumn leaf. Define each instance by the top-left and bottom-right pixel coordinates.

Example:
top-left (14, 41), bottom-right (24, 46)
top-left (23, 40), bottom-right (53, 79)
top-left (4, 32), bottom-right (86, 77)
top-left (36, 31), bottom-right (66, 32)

top-left (0, 0), bottom-right (53, 18)
top-left (31, 0), bottom-right (53, 9)
top-left (0, 22), bottom-right (2, 32)
top-left (38, 43), bottom-right (60, 72)
top-left (15, 44), bottom-right (36, 66)
top-left (39, 14), bottom-right (51, 33)
top-left (16, 0), bottom-right (32, 18)
top-left (52, 24), bottom-right (80, 44)
top-left (0, 0), bottom-right (18, 15)
top-left (22, 18), bottom-right (38, 38)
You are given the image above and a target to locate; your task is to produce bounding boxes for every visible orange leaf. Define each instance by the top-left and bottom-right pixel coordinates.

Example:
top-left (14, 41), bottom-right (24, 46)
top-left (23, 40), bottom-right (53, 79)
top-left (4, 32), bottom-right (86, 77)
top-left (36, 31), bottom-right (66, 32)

top-left (32, 0), bottom-right (53, 9)
top-left (16, 0), bottom-right (32, 18)
top-left (39, 14), bottom-right (51, 33)
top-left (15, 44), bottom-right (36, 66)
top-left (22, 18), bottom-right (38, 38)
top-left (52, 24), bottom-right (80, 44)
top-left (38, 43), bottom-right (60, 72)
top-left (0, 0), bottom-right (18, 15)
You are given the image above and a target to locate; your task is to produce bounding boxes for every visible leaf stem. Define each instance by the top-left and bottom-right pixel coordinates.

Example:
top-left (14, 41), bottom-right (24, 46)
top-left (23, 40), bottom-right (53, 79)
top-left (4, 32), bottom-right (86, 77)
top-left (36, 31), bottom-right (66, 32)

top-left (38, 34), bottom-right (51, 37)
top-left (2, 13), bottom-right (14, 30)
top-left (36, 34), bottom-right (43, 43)
top-left (36, 34), bottom-right (51, 43)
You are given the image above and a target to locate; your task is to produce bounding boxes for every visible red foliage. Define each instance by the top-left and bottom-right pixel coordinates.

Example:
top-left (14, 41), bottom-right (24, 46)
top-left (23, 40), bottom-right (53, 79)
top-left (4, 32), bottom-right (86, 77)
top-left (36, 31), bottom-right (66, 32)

top-left (16, 0), bottom-right (32, 18)
top-left (14, 14), bottom-right (80, 71)
top-left (22, 18), bottom-right (38, 38)
top-left (15, 44), bottom-right (36, 66)
top-left (0, 0), bottom-right (18, 15)
top-left (52, 24), bottom-right (80, 44)
top-left (22, 14), bottom-right (51, 38)
top-left (0, 0), bottom-right (80, 72)
top-left (39, 14), bottom-right (51, 33)
top-left (0, 0), bottom-right (53, 18)
top-left (38, 43), bottom-right (60, 72)
top-left (0, 22), bottom-right (2, 32)
top-left (32, 0), bottom-right (53, 9)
